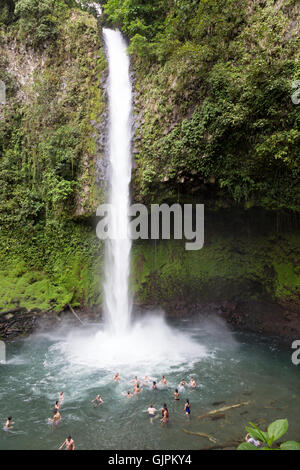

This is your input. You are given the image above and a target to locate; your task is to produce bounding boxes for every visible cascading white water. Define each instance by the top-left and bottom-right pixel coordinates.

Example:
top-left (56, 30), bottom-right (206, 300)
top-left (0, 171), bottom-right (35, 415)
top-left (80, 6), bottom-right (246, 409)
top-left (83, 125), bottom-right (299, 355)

top-left (53, 24), bottom-right (207, 373)
top-left (102, 29), bottom-right (133, 335)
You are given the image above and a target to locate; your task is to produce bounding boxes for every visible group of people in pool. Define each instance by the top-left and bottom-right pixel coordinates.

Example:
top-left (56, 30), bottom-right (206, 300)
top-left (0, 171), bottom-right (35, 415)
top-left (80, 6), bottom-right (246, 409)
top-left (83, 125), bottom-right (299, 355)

top-left (3, 374), bottom-right (196, 449)
top-left (49, 392), bottom-right (75, 449)
top-left (48, 391), bottom-right (64, 427)
top-left (3, 390), bottom-right (75, 450)
top-left (115, 373), bottom-right (196, 422)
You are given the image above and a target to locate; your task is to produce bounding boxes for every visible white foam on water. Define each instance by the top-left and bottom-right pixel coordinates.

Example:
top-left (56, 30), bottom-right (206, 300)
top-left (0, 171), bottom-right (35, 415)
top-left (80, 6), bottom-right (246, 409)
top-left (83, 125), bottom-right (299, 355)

top-left (49, 315), bottom-right (207, 377)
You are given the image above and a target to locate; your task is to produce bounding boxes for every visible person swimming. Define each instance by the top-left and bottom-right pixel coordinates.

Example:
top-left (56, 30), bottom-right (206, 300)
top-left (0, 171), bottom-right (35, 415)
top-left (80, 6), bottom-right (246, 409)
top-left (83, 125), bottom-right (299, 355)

top-left (184, 399), bottom-right (191, 416)
top-left (122, 391), bottom-right (133, 398)
top-left (59, 435), bottom-right (75, 450)
top-left (91, 395), bottom-right (104, 407)
top-left (142, 376), bottom-right (151, 386)
top-left (179, 380), bottom-right (186, 387)
top-left (113, 372), bottom-right (120, 381)
top-left (49, 409), bottom-right (61, 427)
top-left (54, 400), bottom-right (60, 410)
top-left (190, 378), bottom-right (196, 389)
top-left (4, 416), bottom-right (14, 430)
top-left (174, 389), bottom-right (180, 400)
top-left (160, 376), bottom-right (168, 386)
top-left (134, 383), bottom-right (142, 395)
top-left (59, 392), bottom-right (64, 404)
top-left (152, 381), bottom-right (157, 390)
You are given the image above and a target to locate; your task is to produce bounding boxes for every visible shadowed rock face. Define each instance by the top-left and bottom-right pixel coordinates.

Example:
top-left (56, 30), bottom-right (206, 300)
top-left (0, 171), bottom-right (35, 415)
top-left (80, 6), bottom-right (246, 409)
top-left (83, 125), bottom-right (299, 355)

top-left (0, 308), bottom-right (39, 340)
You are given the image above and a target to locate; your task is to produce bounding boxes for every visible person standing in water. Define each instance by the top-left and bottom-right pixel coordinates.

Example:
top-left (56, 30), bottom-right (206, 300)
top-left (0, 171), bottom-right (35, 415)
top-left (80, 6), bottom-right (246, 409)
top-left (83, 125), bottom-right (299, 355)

top-left (147, 403), bottom-right (157, 424)
top-left (161, 405), bottom-right (169, 425)
top-left (91, 395), bottom-right (104, 407)
top-left (152, 381), bottom-right (157, 390)
top-left (174, 389), bottom-right (180, 400)
top-left (4, 416), bottom-right (14, 430)
top-left (113, 372), bottom-right (120, 381)
top-left (59, 435), bottom-right (75, 450)
top-left (54, 400), bottom-right (60, 410)
top-left (122, 391), bottom-right (133, 398)
top-left (184, 399), bottom-right (191, 417)
top-left (161, 403), bottom-right (167, 416)
top-left (59, 392), bottom-right (64, 404)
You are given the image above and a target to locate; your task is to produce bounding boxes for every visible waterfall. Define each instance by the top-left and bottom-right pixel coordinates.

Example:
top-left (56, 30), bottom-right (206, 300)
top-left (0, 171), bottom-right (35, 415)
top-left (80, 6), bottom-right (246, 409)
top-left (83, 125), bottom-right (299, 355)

top-left (102, 29), bottom-right (133, 335)
top-left (48, 14), bottom-right (206, 376)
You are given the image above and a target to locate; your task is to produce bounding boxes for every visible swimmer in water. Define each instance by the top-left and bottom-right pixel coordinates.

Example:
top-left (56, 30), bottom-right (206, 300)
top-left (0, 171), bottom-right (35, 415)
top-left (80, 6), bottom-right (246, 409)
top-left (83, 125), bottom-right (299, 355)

top-left (179, 380), bottom-right (186, 387)
top-left (130, 376), bottom-right (139, 385)
top-left (190, 378), bottom-right (196, 389)
top-left (59, 435), bottom-right (75, 450)
top-left (49, 409), bottom-right (61, 427)
top-left (147, 403), bottom-right (157, 424)
top-left (91, 395), bottom-right (104, 407)
top-left (113, 372), bottom-right (120, 381)
top-left (152, 381), bottom-right (157, 390)
top-left (54, 400), bottom-right (60, 410)
top-left (160, 376), bottom-right (168, 386)
top-left (184, 399), bottom-right (191, 417)
top-left (161, 404), bottom-right (167, 417)
top-left (134, 383), bottom-right (142, 395)
top-left (59, 392), bottom-right (64, 404)
top-left (160, 406), bottom-right (169, 425)
top-left (174, 389), bottom-right (180, 400)
top-left (4, 416), bottom-right (14, 430)
top-left (122, 391), bottom-right (133, 398)
top-left (143, 376), bottom-right (151, 386)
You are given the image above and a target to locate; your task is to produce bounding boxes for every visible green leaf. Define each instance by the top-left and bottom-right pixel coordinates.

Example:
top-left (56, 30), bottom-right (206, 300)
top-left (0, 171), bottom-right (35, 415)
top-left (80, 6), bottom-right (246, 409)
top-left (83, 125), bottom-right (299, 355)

top-left (280, 441), bottom-right (300, 450)
top-left (267, 419), bottom-right (289, 443)
top-left (237, 442), bottom-right (258, 450)
top-left (246, 423), bottom-right (268, 444)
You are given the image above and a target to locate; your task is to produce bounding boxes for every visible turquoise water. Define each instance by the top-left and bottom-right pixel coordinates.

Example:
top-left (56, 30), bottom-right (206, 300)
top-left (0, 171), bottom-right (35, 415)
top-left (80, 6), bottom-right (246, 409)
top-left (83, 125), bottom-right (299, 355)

top-left (0, 316), bottom-right (299, 450)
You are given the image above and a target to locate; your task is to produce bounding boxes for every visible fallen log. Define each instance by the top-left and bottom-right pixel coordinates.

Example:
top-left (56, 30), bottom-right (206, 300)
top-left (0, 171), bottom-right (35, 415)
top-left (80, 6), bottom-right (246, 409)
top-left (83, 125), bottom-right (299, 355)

top-left (200, 439), bottom-right (243, 450)
top-left (210, 413), bottom-right (226, 421)
top-left (183, 429), bottom-right (217, 443)
top-left (68, 304), bottom-right (85, 325)
top-left (198, 401), bottom-right (252, 420)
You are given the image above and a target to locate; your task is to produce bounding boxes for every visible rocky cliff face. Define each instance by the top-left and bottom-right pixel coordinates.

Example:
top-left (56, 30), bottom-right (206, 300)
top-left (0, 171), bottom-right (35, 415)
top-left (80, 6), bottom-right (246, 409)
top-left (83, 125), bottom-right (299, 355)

top-left (0, 5), bottom-right (107, 313)
top-left (0, 7), bottom-right (107, 222)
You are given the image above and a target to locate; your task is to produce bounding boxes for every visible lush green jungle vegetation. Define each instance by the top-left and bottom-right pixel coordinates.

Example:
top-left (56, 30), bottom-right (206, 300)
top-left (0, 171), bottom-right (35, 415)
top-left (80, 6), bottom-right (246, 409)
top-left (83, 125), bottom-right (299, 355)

top-left (103, 0), bottom-right (300, 211)
top-left (0, 0), bottom-right (299, 312)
